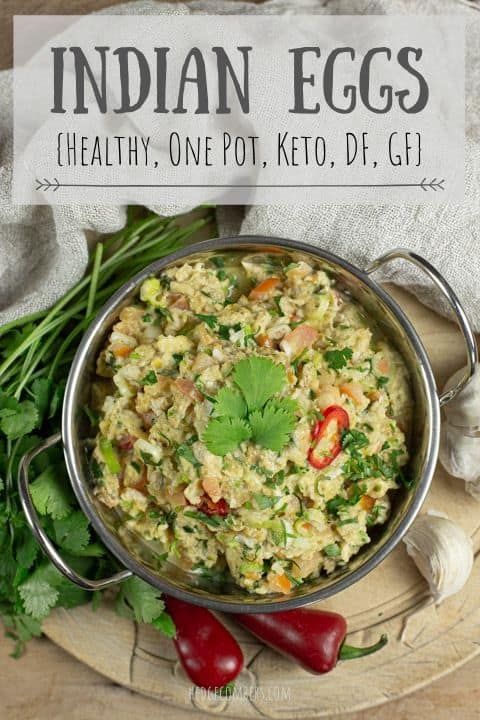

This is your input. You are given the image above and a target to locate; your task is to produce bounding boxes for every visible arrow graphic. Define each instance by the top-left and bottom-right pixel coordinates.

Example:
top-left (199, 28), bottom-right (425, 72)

top-left (419, 178), bottom-right (445, 192)
top-left (35, 177), bottom-right (60, 192)
top-left (35, 177), bottom-right (446, 193)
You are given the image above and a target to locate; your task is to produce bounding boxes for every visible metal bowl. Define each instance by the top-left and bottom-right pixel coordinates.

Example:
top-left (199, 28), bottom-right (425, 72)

top-left (19, 238), bottom-right (477, 613)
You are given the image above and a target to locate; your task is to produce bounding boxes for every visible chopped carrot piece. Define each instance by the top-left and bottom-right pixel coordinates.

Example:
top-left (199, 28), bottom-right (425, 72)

top-left (276, 573), bottom-right (293, 593)
top-left (256, 333), bottom-right (275, 348)
top-left (376, 357), bottom-right (390, 374)
top-left (360, 495), bottom-right (375, 511)
top-left (249, 277), bottom-right (281, 300)
top-left (112, 344), bottom-right (134, 357)
top-left (340, 382), bottom-right (365, 406)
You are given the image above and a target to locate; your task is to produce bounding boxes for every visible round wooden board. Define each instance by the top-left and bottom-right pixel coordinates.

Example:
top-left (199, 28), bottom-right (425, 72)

top-left (42, 284), bottom-right (480, 718)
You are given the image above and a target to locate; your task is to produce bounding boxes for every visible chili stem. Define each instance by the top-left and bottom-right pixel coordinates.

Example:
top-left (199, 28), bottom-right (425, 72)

top-left (339, 633), bottom-right (388, 661)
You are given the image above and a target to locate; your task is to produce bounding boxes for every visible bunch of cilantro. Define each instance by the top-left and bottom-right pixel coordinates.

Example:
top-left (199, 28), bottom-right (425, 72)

top-left (0, 208), bottom-right (214, 656)
top-left (202, 357), bottom-right (298, 456)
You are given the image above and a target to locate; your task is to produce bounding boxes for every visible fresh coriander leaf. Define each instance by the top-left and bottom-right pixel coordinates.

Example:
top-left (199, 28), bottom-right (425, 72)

top-left (0, 399), bottom-right (38, 440)
top-left (211, 255), bottom-right (225, 268)
top-left (115, 576), bottom-right (165, 624)
top-left (217, 322), bottom-right (241, 341)
top-left (194, 313), bottom-right (218, 329)
top-left (202, 416), bottom-right (251, 456)
top-left (152, 611), bottom-right (176, 638)
top-left (214, 387), bottom-right (247, 419)
top-left (377, 376), bottom-right (389, 388)
top-left (48, 381), bottom-right (66, 419)
top-left (341, 429), bottom-right (369, 453)
top-left (18, 577), bottom-right (59, 620)
top-left (268, 397), bottom-right (298, 415)
top-left (249, 401), bottom-right (296, 452)
top-left (53, 511), bottom-right (90, 554)
top-left (15, 531), bottom-right (39, 570)
top-left (31, 378), bottom-right (52, 425)
top-left (140, 370), bottom-right (157, 385)
top-left (30, 466), bottom-right (74, 520)
top-left (55, 578), bottom-right (90, 609)
top-left (323, 543), bottom-right (341, 557)
top-left (233, 357), bottom-right (286, 411)
top-left (323, 347), bottom-right (353, 371)
top-left (4, 613), bottom-right (42, 657)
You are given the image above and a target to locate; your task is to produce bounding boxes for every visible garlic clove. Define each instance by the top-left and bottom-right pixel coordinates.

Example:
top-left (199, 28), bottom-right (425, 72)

top-left (440, 364), bottom-right (480, 499)
top-left (440, 424), bottom-right (480, 498)
top-left (403, 512), bottom-right (473, 604)
top-left (442, 363), bottom-right (480, 428)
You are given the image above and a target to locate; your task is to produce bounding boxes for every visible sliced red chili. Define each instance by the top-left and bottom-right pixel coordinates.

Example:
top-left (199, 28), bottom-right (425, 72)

top-left (197, 493), bottom-right (229, 517)
top-left (308, 405), bottom-right (349, 470)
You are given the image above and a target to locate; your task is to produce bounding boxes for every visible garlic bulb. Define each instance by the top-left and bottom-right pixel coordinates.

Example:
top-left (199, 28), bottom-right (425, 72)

top-left (403, 511), bottom-right (473, 604)
top-left (439, 363), bottom-right (480, 500)
top-left (442, 364), bottom-right (480, 428)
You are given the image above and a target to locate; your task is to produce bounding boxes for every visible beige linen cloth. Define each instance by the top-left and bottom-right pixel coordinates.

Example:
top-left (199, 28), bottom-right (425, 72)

top-left (0, 0), bottom-right (479, 329)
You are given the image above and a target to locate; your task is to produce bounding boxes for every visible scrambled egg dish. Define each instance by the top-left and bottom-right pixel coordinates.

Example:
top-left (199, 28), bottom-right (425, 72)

top-left (91, 251), bottom-right (412, 595)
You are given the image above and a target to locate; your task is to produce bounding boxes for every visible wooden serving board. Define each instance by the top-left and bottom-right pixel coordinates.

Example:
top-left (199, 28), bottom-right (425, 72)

top-left (42, 285), bottom-right (480, 718)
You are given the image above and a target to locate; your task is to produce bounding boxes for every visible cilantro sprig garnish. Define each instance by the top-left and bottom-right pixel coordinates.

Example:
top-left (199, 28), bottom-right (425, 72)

top-left (202, 357), bottom-right (298, 456)
top-left (0, 208), bottom-right (215, 655)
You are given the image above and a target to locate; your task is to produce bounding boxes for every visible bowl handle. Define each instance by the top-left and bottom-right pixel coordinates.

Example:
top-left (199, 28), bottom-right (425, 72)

top-left (364, 249), bottom-right (478, 406)
top-left (18, 432), bottom-right (133, 590)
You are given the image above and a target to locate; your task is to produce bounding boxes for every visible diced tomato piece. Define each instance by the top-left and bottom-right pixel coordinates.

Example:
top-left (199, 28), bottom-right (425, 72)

top-left (197, 493), bottom-right (229, 517)
top-left (280, 324), bottom-right (318, 358)
top-left (131, 467), bottom-right (149, 494)
top-left (117, 434), bottom-right (137, 451)
top-left (174, 378), bottom-right (203, 402)
top-left (168, 293), bottom-right (190, 310)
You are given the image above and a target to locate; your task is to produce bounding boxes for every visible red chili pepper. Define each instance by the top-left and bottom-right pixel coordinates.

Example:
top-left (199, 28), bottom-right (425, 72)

top-left (233, 608), bottom-right (387, 674)
top-left (164, 596), bottom-right (243, 689)
top-left (197, 493), bottom-right (229, 517)
top-left (308, 405), bottom-right (349, 470)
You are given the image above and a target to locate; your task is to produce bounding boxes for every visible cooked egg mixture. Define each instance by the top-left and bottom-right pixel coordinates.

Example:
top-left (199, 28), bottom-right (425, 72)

top-left (91, 253), bottom-right (412, 595)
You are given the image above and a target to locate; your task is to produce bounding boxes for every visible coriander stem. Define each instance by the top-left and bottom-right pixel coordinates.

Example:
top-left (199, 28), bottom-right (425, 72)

top-left (86, 242), bottom-right (104, 319)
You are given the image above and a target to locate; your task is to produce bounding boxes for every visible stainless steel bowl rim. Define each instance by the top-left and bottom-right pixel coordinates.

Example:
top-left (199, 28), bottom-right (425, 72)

top-left (60, 236), bottom-right (442, 612)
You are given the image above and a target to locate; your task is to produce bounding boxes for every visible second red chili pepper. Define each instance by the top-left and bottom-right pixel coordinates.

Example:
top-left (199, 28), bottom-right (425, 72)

top-left (233, 608), bottom-right (387, 674)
